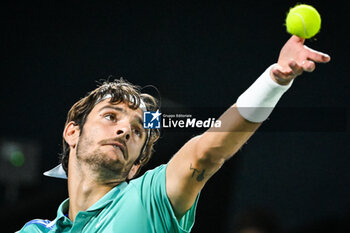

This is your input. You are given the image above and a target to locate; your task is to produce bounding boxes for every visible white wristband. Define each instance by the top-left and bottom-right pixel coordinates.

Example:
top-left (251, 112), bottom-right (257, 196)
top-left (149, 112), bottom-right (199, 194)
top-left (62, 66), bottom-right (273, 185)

top-left (236, 64), bottom-right (293, 123)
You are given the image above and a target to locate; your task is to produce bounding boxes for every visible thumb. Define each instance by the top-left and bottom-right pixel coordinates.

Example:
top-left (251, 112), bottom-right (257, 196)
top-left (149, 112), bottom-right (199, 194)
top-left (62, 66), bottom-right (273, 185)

top-left (290, 35), bottom-right (305, 44)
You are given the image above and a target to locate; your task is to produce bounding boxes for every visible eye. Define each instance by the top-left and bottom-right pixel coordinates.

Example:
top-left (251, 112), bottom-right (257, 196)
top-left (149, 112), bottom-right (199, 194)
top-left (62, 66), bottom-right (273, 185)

top-left (133, 127), bottom-right (143, 138)
top-left (104, 113), bottom-right (117, 122)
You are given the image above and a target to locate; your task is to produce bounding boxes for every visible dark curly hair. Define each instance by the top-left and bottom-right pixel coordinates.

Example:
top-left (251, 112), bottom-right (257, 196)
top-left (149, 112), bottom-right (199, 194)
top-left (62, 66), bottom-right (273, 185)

top-left (60, 79), bottom-right (160, 178)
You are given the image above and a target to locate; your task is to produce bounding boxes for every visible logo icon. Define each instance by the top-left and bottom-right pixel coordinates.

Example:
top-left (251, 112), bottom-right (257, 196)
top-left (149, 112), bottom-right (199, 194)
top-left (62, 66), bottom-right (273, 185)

top-left (143, 110), bottom-right (161, 129)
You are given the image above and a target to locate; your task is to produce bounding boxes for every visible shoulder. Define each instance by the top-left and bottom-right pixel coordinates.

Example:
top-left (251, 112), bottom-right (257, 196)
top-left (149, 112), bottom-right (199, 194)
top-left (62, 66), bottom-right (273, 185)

top-left (141, 164), bottom-right (167, 177)
top-left (136, 164), bottom-right (167, 181)
top-left (129, 164), bottom-right (167, 187)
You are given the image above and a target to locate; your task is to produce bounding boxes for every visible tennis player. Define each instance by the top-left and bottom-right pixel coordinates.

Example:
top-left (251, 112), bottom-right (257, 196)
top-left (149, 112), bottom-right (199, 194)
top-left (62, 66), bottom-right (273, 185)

top-left (18, 36), bottom-right (330, 232)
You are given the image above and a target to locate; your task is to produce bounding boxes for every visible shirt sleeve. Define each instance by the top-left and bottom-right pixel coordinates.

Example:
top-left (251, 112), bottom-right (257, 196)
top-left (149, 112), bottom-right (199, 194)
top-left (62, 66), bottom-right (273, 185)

top-left (130, 164), bottom-right (199, 233)
top-left (17, 219), bottom-right (54, 232)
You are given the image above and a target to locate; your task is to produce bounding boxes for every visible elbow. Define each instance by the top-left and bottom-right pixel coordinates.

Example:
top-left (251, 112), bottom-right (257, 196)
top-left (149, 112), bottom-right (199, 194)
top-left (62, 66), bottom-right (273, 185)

top-left (195, 143), bottom-right (229, 166)
top-left (194, 134), bottom-right (239, 165)
top-left (198, 147), bottom-right (231, 165)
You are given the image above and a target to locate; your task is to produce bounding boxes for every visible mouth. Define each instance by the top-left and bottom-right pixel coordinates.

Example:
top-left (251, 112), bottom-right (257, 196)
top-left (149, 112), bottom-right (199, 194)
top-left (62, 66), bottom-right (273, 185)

top-left (105, 142), bottom-right (127, 160)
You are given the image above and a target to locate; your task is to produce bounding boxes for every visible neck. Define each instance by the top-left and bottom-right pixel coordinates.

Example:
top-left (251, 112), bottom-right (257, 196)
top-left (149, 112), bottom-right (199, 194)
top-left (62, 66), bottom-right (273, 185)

top-left (67, 159), bottom-right (123, 222)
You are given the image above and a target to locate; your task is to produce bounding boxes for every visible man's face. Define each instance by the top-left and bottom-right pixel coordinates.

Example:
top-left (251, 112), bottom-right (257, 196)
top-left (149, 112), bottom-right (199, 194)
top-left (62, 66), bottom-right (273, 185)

top-left (75, 99), bottom-right (147, 181)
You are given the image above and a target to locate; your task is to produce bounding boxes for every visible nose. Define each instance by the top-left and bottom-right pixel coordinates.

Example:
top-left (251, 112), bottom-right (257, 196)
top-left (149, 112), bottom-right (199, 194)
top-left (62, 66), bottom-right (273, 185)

top-left (116, 126), bottom-right (131, 141)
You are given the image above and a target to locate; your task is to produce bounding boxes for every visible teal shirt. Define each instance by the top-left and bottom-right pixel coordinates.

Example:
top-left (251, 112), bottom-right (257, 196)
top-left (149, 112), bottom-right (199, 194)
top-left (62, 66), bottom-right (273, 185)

top-left (18, 164), bottom-right (199, 233)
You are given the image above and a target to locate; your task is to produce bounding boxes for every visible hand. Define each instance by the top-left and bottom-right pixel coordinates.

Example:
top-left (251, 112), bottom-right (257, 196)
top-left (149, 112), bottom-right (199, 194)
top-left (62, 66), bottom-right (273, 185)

top-left (270, 35), bottom-right (331, 85)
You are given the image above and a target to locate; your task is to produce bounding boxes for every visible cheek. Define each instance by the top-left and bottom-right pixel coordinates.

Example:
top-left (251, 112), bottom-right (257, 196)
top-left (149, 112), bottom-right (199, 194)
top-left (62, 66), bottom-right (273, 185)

top-left (129, 140), bottom-right (145, 160)
top-left (79, 125), bottom-right (101, 148)
top-left (83, 121), bottom-right (109, 138)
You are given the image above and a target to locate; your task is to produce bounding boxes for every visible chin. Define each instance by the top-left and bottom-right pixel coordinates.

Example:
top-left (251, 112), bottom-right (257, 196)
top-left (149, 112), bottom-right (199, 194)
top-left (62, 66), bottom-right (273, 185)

top-left (104, 145), bottom-right (126, 161)
top-left (97, 163), bottom-right (132, 182)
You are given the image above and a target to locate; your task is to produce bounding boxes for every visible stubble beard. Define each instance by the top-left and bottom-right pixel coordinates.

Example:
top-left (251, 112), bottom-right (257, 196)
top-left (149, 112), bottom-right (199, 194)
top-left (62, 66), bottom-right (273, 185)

top-left (75, 133), bottom-right (132, 182)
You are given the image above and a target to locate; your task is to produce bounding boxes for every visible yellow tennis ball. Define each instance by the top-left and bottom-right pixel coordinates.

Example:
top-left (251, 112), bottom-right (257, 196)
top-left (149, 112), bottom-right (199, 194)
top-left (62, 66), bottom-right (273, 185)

top-left (285, 4), bottom-right (321, 39)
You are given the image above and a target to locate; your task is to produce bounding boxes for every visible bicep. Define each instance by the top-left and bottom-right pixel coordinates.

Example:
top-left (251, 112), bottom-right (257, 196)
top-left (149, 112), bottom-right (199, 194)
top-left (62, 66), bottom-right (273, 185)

top-left (166, 134), bottom-right (224, 219)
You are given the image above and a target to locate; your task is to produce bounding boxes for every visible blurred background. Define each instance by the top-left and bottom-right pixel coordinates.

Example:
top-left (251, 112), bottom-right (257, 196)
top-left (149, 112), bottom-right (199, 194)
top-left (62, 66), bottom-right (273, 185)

top-left (1, 1), bottom-right (349, 232)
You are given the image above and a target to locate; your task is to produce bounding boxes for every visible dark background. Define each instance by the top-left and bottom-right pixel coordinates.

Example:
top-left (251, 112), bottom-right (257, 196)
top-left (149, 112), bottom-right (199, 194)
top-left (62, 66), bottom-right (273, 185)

top-left (1, 1), bottom-right (349, 232)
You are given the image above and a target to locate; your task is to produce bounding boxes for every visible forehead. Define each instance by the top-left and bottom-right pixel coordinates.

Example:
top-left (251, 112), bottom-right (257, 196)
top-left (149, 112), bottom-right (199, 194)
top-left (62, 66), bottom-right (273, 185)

top-left (91, 99), bottom-right (144, 117)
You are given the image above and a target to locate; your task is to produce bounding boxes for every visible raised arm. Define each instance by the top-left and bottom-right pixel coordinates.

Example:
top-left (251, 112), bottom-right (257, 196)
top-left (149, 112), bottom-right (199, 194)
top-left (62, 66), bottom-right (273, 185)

top-left (166, 35), bottom-right (331, 219)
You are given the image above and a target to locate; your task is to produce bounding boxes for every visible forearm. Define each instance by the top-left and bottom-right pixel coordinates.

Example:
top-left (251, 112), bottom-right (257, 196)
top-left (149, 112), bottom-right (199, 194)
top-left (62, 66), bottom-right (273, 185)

top-left (197, 105), bottom-right (260, 162)
top-left (196, 65), bottom-right (292, 162)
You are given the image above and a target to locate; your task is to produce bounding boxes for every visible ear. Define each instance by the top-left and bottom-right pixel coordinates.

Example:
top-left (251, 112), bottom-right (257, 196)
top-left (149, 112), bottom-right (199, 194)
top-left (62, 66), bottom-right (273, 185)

top-left (63, 121), bottom-right (80, 149)
top-left (127, 164), bottom-right (141, 180)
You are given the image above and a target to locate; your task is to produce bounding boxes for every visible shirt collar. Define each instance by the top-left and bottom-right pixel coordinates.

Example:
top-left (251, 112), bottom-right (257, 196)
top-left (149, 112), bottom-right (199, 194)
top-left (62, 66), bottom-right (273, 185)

top-left (56, 198), bottom-right (69, 219)
top-left (87, 181), bottom-right (128, 211)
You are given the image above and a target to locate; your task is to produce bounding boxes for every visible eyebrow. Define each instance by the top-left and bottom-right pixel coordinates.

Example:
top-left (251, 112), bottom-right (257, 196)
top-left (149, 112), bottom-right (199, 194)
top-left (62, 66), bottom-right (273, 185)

top-left (98, 105), bottom-right (144, 129)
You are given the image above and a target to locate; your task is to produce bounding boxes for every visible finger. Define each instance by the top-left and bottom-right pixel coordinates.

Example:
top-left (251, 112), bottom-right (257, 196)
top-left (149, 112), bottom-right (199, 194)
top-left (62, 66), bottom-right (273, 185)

top-left (304, 45), bottom-right (331, 63)
top-left (289, 59), bottom-right (303, 76)
top-left (302, 60), bottom-right (316, 72)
